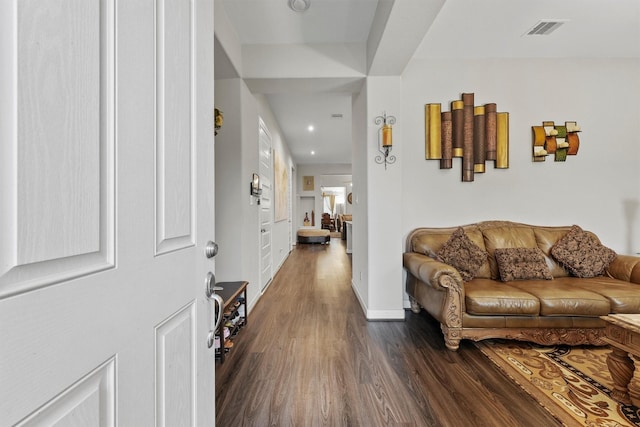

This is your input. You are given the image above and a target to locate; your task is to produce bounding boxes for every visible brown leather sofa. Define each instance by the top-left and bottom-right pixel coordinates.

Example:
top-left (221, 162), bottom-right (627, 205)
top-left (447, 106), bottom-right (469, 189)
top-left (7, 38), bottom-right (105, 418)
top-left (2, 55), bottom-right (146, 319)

top-left (403, 221), bottom-right (640, 350)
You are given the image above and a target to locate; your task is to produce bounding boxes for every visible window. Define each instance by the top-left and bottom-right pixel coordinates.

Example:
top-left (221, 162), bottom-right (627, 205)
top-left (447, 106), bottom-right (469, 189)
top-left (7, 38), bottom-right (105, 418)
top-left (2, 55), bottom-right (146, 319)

top-left (321, 187), bottom-right (345, 215)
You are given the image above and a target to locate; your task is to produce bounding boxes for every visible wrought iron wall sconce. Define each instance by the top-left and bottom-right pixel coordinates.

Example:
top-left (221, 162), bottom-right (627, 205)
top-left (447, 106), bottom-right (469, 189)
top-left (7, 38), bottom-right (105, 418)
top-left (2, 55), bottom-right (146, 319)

top-left (425, 93), bottom-right (509, 182)
top-left (532, 121), bottom-right (581, 162)
top-left (374, 113), bottom-right (396, 169)
top-left (250, 173), bottom-right (262, 204)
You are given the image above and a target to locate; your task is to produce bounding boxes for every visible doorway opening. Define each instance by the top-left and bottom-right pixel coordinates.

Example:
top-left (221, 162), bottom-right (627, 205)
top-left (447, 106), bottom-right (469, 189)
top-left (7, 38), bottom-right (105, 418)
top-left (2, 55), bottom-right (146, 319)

top-left (321, 185), bottom-right (350, 235)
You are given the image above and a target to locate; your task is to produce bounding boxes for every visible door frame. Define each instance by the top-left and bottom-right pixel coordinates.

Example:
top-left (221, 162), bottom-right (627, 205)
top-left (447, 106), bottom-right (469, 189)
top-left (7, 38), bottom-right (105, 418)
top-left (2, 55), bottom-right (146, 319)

top-left (258, 117), bottom-right (273, 293)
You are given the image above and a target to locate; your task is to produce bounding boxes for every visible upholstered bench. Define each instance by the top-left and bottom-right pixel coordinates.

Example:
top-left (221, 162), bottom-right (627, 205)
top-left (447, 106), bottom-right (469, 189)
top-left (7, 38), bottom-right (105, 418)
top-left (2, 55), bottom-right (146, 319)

top-left (297, 228), bottom-right (330, 244)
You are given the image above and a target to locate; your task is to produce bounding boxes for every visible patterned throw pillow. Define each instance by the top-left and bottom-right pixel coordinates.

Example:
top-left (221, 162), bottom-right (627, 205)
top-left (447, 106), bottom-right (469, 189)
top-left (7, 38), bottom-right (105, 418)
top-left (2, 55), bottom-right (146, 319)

top-left (436, 227), bottom-right (487, 282)
top-left (494, 247), bottom-right (553, 282)
top-left (550, 225), bottom-right (617, 278)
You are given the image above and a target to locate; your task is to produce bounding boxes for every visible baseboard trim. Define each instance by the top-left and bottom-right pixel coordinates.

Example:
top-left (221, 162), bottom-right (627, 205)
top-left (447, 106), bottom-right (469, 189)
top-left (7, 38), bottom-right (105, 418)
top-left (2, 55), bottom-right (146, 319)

top-left (365, 309), bottom-right (406, 320)
top-left (350, 280), bottom-right (405, 321)
top-left (351, 279), bottom-right (367, 316)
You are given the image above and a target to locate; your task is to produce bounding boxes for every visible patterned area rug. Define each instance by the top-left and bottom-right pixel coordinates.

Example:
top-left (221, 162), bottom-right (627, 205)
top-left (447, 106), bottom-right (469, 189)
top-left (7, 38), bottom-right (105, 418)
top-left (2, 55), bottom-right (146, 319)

top-left (476, 340), bottom-right (640, 426)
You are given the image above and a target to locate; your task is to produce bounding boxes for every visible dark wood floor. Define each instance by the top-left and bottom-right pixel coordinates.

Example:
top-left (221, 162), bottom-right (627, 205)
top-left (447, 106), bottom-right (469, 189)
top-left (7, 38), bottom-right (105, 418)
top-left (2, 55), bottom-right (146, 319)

top-left (215, 238), bottom-right (562, 426)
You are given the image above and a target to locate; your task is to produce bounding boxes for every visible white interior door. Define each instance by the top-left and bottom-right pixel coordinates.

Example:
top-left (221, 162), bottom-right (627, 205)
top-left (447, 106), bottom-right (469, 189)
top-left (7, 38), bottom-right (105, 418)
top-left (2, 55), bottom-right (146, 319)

top-left (0, 1), bottom-right (216, 425)
top-left (258, 118), bottom-right (273, 292)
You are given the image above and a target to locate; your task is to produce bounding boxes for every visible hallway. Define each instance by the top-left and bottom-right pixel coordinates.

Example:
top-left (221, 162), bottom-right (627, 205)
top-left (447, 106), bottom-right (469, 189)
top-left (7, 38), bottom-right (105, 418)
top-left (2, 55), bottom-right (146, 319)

top-left (215, 238), bottom-right (560, 426)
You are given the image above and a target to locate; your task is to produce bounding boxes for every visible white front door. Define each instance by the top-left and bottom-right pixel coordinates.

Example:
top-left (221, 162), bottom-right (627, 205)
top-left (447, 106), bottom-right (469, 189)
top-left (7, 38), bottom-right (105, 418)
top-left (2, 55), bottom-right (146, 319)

top-left (258, 119), bottom-right (273, 292)
top-left (0, 1), bottom-right (216, 425)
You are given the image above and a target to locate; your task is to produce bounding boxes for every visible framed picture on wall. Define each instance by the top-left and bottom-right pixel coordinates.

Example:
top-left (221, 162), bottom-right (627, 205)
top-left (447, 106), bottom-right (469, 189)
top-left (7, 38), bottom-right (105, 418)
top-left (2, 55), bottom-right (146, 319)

top-left (274, 151), bottom-right (288, 222)
top-left (303, 176), bottom-right (314, 191)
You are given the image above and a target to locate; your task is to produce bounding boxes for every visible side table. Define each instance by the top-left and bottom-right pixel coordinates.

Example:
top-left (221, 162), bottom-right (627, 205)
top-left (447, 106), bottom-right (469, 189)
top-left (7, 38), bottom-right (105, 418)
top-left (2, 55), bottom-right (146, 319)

top-left (601, 314), bottom-right (640, 404)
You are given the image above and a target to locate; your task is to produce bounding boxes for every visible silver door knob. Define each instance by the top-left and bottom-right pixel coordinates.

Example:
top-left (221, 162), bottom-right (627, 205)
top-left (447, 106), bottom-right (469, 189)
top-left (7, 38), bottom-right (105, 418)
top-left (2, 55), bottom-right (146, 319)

top-left (205, 241), bottom-right (218, 258)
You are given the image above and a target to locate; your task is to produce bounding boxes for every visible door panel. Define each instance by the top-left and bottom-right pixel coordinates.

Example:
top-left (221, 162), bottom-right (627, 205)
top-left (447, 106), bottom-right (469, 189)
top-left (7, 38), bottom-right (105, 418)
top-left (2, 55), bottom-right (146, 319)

top-left (0, 0), bottom-right (115, 299)
top-left (0, 0), bottom-right (216, 425)
top-left (155, 0), bottom-right (194, 255)
top-left (155, 302), bottom-right (196, 427)
top-left (15, 358), bottom-right (116, 427)
top-left (17, 0), bottom-right (103, 264)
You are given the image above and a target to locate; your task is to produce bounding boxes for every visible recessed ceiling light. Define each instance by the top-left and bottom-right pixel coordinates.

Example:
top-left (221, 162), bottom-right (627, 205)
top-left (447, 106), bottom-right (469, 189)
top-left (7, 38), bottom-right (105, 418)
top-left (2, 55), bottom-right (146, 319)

top-left (308, 125), bottom-right (314, 132)
top-left (288, 0), bottom-right (310, 13)
top-left (310, 150), bottom-right (315, 155)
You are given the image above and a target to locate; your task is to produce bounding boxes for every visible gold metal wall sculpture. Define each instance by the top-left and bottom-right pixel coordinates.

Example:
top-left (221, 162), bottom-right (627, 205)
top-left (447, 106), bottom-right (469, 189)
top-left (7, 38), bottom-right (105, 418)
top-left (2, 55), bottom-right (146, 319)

top-left (532, 121), bottom-right (581, 162)
top-left (425, 104), bottom-right (442, 159)
top-left (425, 93), bottom-right (509, 182)
top-left (495, 112), bottom-right (509, 169)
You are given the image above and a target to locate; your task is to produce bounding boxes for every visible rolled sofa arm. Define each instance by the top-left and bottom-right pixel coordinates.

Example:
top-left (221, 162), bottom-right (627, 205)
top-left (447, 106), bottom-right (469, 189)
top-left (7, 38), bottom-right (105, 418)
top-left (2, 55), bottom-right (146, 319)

top-left (607, 254), bottom-right (640, 284)
top-left (403, 252), bottom-right (463, 291)
top-left (404, 252), bottom-right (465, 346)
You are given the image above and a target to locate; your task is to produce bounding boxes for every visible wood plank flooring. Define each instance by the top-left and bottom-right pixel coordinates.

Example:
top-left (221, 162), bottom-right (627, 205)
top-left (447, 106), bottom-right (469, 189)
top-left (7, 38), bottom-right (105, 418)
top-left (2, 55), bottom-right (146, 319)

top-left (215, 238), bottom-right (562, 426)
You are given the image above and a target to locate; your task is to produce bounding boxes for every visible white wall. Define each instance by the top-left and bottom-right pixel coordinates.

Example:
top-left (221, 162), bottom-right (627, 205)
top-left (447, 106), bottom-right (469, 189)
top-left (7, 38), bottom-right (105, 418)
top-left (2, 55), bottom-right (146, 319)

top-left (214, 79), bottom-right (295, 311)
top-left (362, 76), bottom-right (404, 319)
top-left (254, 94), bottom-right (295, 272)
top-left (242, 43), bottom-right (366, 79)
top-left (401, 58), bottom-right (640, 254)
top-left (214, 79), bottom-right (244, 283)
top-left (214, 78), bottom-right (261, 311)
top-left (297, 164), bottom-right (352, 179)
top-left (215, 2), bottom-right (298, 312)
top-left (351, 85), bottom-right (369, 315)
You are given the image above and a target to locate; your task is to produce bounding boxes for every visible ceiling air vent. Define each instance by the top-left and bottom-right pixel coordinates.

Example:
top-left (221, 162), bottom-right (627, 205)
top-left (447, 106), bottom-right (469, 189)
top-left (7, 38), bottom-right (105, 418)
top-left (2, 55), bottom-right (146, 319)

top-left (525, 20), bottom-right (568, 36)
top-left (331, 114), bottom-right (343, 119)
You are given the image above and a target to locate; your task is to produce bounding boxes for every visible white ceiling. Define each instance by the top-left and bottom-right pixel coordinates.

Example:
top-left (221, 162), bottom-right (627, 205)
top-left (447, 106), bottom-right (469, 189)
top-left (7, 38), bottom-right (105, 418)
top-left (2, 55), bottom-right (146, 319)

top-left (266, 93), bottom-right (353, 164)
top-left (414, 0), bottom-right (640, 59)
top-left (218, 0), bottom-right (640, 165)
top-left (222, 0), bottom-right (379, 45)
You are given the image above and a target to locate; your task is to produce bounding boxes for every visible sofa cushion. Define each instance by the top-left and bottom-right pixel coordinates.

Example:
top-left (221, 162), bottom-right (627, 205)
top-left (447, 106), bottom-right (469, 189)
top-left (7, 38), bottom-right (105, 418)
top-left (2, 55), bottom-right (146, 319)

top-left (481, 224), bottom-right (538, 279)
top-left (572, 276), bottom-right (640, 313)
top-left (494, 247), bottom-right (553, 281)
top-left (509, 280), bottom-right (611, 316)
top-left (533, 228), bottom-right (573, 277)
top-left (436, 227), bottom-right (487, 281)
top-left (465, 279), bottom-right (540, 316)
top-left (550, 225), bottom-right (617, 278)
top-left (412, 227), bottom-right (492, 279)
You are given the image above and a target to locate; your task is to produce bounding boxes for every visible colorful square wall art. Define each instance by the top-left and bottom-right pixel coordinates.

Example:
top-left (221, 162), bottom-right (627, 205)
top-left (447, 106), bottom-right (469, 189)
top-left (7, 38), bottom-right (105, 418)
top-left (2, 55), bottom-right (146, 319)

top-left (532, 121), bottom-right (581, 162)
